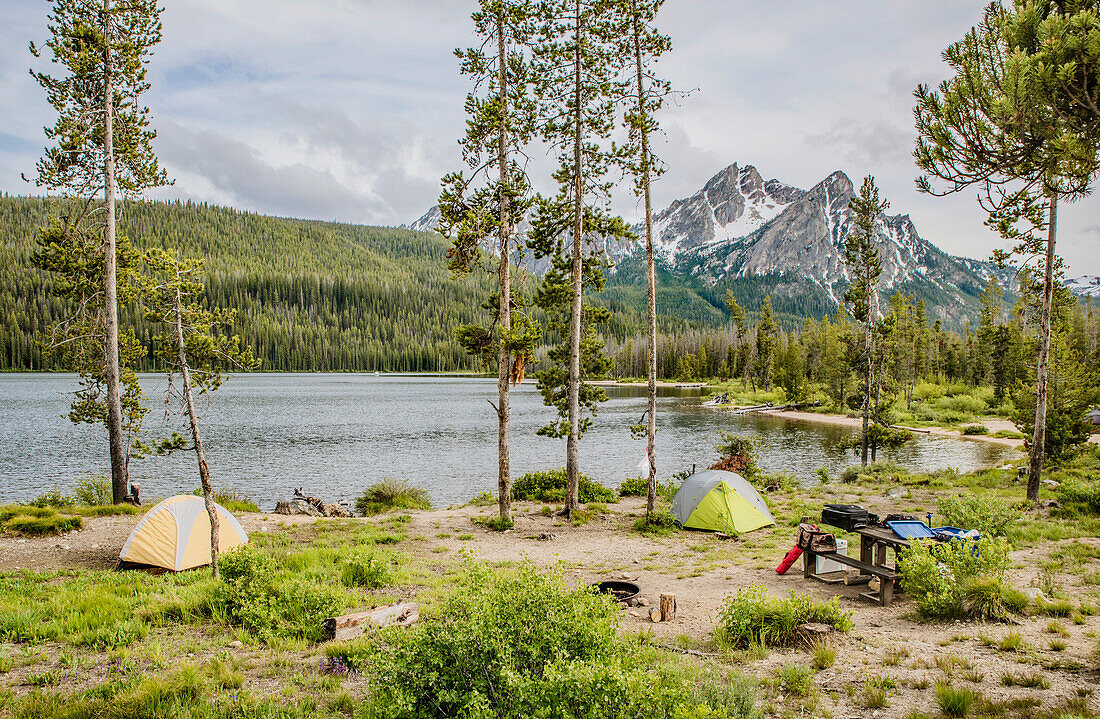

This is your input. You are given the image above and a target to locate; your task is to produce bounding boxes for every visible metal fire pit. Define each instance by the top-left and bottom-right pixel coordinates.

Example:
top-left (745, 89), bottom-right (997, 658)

top-left (593, 580), bottom-right (640, 603)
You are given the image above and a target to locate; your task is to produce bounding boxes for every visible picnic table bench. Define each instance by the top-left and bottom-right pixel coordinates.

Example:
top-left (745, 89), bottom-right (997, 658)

top-left (803, 525), bottom-right (910, 606)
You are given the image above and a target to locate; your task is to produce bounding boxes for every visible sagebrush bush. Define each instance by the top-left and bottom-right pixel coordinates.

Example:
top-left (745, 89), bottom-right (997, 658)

top-left (216, 545), bottom-right (349, 643)
top-left (617, 475), bottom-right (649, 496)
top-left (340, 550), bottom-right (395, 588)
top-left (346, 562), bottom-right (759, 719)
top-left (898, 537), bottom-right (1018, 621)
top-left (717, 585), bottom-right (852, 648)
top-left (512, 468), bottom-right (616, 504)
top-left (356, 478), bottom-right (432, 515)
top-left (73, 474), bottom-right (112, 506)
top-left (936, 492), bottom-right (1020, 536)
top-left (1057, 480), bottom-right (1100, 515)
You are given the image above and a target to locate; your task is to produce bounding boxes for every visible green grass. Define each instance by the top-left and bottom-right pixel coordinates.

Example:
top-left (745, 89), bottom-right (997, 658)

top-left (934, 682), bottom-right (975, 717)
top-left (716, 585), bottom-right (852, 648)
top-left (812, 642), bottom-right (836, 671)
top-left (355, 478), bottom-right (432, 515)
top-left (0, 505), bottom-right (82, 535)
top-left (192, 488), bottom-right (260, 513)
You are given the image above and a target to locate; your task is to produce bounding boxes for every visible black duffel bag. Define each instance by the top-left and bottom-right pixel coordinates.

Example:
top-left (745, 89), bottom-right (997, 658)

top-left (821, 503), bottom-right (870, 531)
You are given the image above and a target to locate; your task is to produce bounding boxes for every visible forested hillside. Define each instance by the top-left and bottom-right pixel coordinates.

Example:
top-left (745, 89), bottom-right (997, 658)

top-left (0, 196), bottom-right (493, 372)
top-left (1, 196), bottom-right (712, 372)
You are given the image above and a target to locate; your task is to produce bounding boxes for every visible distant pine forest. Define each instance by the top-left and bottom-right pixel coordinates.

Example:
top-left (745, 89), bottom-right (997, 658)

top-left (0, 196), bottom-right (707, 373)
top-left (3, 195), bottom-right (1095, 381)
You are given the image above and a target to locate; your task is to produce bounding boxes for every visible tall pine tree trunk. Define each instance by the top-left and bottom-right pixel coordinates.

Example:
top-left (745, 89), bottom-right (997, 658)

top-left (630, 3), bottom-right (658, 517)
top-left (1027, 196), bottom-right (1057, 503)
top-left (102, 0), bottom-right (129, 503)
top-left (861, 323), bottom-right (871, 466)
top-left (495, 12), bottom-right (513, 524)
top-left (174, 282), bottom-right (221, 579)
top-left (565, 0), bottom-right (584, 516)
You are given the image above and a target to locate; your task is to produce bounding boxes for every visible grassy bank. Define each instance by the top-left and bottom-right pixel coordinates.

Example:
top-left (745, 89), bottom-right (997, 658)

top-left (2, 449), bottom-right (1099, 718)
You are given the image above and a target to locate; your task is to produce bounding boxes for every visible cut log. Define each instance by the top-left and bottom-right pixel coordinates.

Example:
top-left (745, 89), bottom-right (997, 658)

top-left (660, 593), bottom-right (677, 622)
top-left (324, 601), bottom-right (419, 641)
top-left (843, 571), bottom-right (872, 586)
top-left (649, 606), bottom-right (663, 622)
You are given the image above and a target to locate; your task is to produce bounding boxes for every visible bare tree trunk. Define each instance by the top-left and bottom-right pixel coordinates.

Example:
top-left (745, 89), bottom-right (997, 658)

top-left (101, 0), bottom-right (129, 504)
top-left (861, 324), bottom-right (871, 467)
top-left (173, 281), bottom-right (221, 578)
top-left (565, 0), bottom-right (584, 516)
top-left (630, 3), bottom-right (658, 517)
top-left (1027, 196), bottom-right (1057, 503)
top-left (495, 12), bottom-right (513, 524)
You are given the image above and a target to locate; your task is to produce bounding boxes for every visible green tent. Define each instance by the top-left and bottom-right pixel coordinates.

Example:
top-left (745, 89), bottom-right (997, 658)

top-left (670, 469), bottom-right (775, 535)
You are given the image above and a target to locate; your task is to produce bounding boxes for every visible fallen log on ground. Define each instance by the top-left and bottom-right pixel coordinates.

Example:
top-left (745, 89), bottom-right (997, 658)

top-left (324, 601), bottom-right (419, 641)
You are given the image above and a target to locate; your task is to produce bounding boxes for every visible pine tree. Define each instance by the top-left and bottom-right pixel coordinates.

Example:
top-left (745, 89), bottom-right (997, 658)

top-left (142, 249), bottom-right (258, 579)
top-left (843, 176), bottom-right (888, 466)
top-left (439, 0), bottom-right (541, 524)
top-left (755, 294), bottom-right (778, 390)
top-left (527, 0), bottom-right (630, 515)
top-left (914, 3), bottom-right (1100, 501)
top-left (28, 0), bottom-right (169, 502)
top-left (611, 0), bottom-right (671, 519)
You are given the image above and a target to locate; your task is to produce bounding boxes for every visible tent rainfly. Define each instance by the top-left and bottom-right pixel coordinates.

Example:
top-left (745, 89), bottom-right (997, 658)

top-left (670, 469), bottom-right (775, 535)
top-left (119, 495), bottom-right (248, 571)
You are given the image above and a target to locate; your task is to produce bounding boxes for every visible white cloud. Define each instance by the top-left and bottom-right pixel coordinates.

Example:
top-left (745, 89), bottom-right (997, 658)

top-left (2, 0), bottom-right (1097, 274)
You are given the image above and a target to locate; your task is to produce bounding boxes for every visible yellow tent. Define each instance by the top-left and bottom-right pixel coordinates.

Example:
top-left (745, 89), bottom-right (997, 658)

top-left (119, 495), bottom-right (248, 571)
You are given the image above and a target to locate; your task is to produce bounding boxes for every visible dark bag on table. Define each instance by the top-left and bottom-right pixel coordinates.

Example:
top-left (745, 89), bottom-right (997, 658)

top-left (821, 503), bottom-right (869, 531)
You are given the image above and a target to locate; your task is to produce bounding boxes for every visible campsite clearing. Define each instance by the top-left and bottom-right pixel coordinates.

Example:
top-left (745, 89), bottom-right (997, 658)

top-left (1, 464), bottom-right (1099, 717)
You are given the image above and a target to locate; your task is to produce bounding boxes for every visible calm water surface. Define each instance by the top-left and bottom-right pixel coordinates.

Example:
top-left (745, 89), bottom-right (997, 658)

top-left (0, 374), bottom-right (1019, 507)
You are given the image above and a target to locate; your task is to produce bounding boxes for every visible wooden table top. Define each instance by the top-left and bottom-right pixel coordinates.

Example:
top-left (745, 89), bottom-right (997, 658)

top-left (853, 525), bottom-right (911, 548)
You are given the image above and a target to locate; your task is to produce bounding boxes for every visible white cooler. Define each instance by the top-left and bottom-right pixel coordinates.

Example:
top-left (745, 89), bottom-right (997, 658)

top-left (815, 538), bottom-right (848, 574)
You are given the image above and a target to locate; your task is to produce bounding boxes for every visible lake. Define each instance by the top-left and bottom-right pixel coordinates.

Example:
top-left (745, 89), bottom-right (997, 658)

top-left (0, 374), bottom-right (1019, 507)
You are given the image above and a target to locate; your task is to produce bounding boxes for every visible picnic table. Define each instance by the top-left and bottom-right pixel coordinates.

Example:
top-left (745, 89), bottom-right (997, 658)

top-left (803, 525), bottom-right (910, 606)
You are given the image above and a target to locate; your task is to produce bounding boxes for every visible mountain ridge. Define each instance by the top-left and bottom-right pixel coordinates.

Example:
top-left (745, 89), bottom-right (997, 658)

top-left (408, 161), bottom-right (1022, 326)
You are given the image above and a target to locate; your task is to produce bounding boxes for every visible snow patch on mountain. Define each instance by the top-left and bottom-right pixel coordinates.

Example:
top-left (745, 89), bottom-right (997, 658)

top-left (1065, 275), bottom-right (1100, 297)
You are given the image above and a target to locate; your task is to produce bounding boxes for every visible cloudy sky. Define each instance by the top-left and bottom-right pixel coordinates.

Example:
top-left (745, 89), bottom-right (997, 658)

top-left (2, 0), bottom-right (1097, 275)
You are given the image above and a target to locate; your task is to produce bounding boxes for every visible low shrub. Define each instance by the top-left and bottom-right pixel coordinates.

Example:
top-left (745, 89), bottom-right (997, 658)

top-left (215, 545), bottom-right (350, 643)
top-left (617, 475), bottom-right (649, 496)
top-left (340, 550), bottom-right (395, 589)
top-left (73, 474), bottom-right (112, 506)
top-left (898, 537), bottom-right (1018, 621)
top-left (512, 468), bottom-right (616, 504)
top-left (344, 562), bottom-right (764, 719)
top-left (632, 511), bottom-right (678, 536)
top-left (27, 487), bottom-right (74, 508)
top-left (475, 515), bottom-right (514, 531)
top-left (355, 478), bottom-right (432, 515)
top-left (936, 492), bottom-right (1020, 536)
top-left (775, 662), bottom-right (814, 697)
top-left (1057, 479), bottom-right (1100, 515)
top-left (960, 424), bottom-right (988, 435)
top-left (716, 585), bottom-right (852, 648)
top-left (839, 461), bottom-right (907, 484)
top-left (466, 490), bottom-right (496, 507)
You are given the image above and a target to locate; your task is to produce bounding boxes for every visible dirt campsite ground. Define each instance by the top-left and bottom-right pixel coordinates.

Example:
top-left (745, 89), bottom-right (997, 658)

top-left (3, 474), bottom-right (1099, 718)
